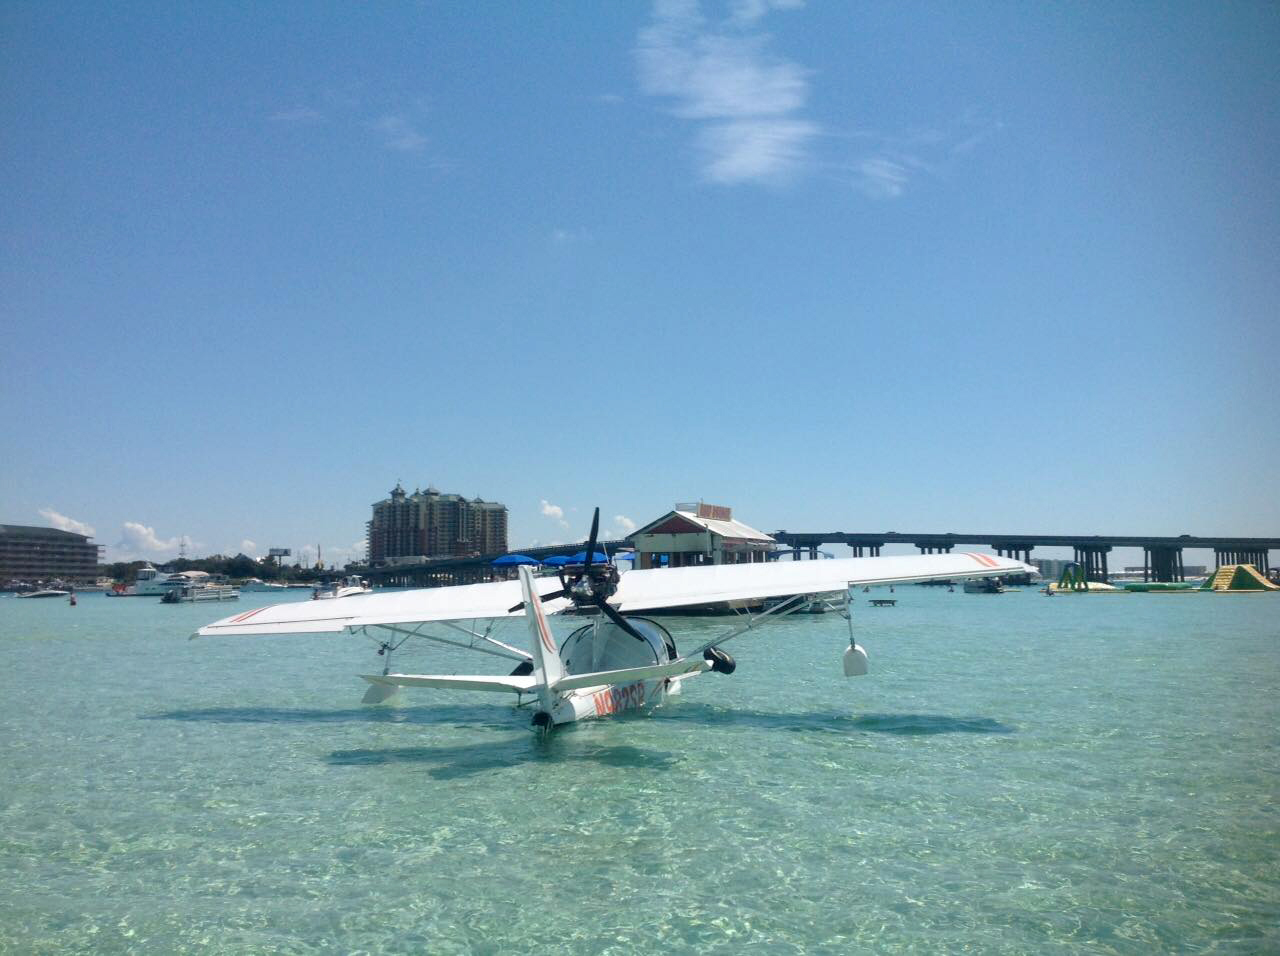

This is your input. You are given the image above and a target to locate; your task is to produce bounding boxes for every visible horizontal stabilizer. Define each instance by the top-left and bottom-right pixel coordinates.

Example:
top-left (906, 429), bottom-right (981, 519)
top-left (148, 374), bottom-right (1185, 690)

top-left (360, 673), bottom-right (538, 694)
top-left (550, 657), bottom-right (711, 693)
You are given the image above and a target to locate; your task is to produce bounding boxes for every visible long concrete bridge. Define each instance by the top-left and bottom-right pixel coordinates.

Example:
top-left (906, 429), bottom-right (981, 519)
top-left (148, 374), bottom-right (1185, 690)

top-left (363, 533), bottom-right (1277, 587)
top-left (769, 532), bottom-right (1278, 582)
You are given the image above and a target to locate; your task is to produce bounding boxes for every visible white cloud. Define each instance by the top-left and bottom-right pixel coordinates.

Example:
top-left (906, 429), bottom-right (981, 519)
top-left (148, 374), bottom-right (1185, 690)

top-left (855, 157), bottom-right (910, 199)
top-left (638, 0), bottom-right (816, 184)
top-left (612, 515), bottom-right (637, 536)
top-left (372, 114), bottom-right (427, 152)
top-left (700, 118), bottom-right (816, 184)
top-left (327, 539), bottom-right (368, 566)
top-left (39, 508), bottom-right (95, 537)
top-left (115, 522), bottom-right (184, 558)
top-left (844, 113), bottom-right (1002, 199)
top-left (540, 500), bottom-right (570, 529)
top-left (729, 0), bottom-right (804, 25)
top-left (238, 539), bottom-right (257, 555)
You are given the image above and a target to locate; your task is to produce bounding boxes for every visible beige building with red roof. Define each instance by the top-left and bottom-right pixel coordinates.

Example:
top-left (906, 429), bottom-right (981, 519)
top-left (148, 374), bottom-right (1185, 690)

top-left (630, 503), bottom-right (775, 570)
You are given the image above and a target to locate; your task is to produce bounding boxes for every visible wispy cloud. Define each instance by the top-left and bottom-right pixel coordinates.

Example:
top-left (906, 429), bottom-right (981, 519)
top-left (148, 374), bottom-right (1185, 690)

top-left (847, 113), bottom-right (1003, 199)
top-left (371, 114), bottom-right (427, 152)
top-left (855, 157), bottom-right (911, 199)
top-left (238, 539), bottom-right (257, 555)
top-left (540, 500), bottom-right (570, 529)
top-left (610, 515), bottom-right (637, 538)
top-left (637, 0), bottom-right (816, 185)
top-left (268, 93), bottom-right (438, 160)
top-left (39, 508), bottom-right (94, 537)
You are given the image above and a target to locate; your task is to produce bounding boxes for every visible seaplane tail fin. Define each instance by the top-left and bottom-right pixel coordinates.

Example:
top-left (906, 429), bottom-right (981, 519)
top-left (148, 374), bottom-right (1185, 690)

top-left (519, 565), bottom-right (564, 714)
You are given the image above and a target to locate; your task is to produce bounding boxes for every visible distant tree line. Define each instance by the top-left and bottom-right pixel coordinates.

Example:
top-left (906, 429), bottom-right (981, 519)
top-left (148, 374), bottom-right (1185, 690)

top-left (100, 554), bottom-right (360, 583)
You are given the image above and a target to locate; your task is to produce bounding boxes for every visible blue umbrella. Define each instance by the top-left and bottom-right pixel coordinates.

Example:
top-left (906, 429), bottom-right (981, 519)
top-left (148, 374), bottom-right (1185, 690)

top-left (491, 554), bottom-right (540, 567)
top-left (569, 551), bottom-right (609, 564)
top-left (542, 555), bottom-right (572, 567)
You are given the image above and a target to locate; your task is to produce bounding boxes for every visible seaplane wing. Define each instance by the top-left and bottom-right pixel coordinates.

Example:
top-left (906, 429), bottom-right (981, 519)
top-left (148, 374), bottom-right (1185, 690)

top-left (195, 553), bottom-right (1028, 638)
top-left (193, 577), bottom-right (572, 637)
top-left (610, 552), bottom-right (1031, 612)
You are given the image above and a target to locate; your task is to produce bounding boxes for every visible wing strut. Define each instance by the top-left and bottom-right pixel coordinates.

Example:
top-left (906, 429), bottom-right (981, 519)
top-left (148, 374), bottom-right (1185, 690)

top-left (361, 622), bottom-right (532, 663)
top-left (685, 593), bottom-right (810, 658)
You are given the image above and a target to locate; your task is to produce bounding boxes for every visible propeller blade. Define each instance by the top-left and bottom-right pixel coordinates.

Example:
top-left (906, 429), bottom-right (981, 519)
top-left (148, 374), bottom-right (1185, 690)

top-left (507, 588), bottom-right (568, 613)
top-left (583, 508), bottom-right (600, 572)
top-left (594, 597), bottom-right (650, 645)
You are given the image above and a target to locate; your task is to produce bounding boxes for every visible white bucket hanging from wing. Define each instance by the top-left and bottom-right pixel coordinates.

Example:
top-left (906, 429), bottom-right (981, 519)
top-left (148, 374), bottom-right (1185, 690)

top-left (843, 642), bottom-right (869, 677)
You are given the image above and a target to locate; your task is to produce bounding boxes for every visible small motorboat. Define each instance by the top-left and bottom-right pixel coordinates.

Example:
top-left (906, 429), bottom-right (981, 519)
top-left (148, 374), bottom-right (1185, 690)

top-left (313, 575), bottom-right (372, 600)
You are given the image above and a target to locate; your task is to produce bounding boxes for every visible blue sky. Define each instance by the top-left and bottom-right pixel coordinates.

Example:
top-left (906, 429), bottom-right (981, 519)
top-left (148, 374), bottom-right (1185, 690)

top-left (2, 1), bottom-right (1277, 566)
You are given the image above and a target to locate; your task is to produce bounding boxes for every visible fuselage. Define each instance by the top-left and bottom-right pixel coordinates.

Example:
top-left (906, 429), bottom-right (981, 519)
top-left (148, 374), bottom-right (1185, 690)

top-left (545, 616), bottom-right (691, 725)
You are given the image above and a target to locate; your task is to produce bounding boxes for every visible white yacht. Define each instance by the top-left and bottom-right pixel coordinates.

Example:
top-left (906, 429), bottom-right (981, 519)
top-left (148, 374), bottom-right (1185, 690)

top-left (106, 565), bottom-right (182, 597)
top-left (313, 575), bottom-right (372, 600)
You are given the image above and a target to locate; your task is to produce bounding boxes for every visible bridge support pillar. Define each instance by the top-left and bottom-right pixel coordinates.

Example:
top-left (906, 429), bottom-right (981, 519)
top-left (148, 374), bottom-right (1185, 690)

top-left (1146, 546), bottom-right (1184, 582)
top-left (1074, 545), bottom-right (1113, 582)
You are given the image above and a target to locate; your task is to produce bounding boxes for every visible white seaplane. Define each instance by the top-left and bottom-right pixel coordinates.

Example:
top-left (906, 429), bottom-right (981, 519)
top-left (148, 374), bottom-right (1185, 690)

top-left (195, 510), bottom-right (1030, 732)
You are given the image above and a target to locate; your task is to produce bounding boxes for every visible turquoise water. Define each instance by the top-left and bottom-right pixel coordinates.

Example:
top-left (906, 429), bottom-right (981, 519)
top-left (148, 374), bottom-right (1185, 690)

top-left (1, 588), bottom-right (1276, 953)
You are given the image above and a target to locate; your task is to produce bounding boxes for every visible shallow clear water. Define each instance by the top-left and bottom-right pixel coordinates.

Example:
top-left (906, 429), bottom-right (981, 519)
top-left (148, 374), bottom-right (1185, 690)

top-left (1, 587), bottom-right (1276, 953)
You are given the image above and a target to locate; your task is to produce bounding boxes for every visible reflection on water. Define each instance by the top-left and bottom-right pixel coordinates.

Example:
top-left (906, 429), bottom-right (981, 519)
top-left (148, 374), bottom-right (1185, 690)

top-left (328, 741), bottom-right (680, 779)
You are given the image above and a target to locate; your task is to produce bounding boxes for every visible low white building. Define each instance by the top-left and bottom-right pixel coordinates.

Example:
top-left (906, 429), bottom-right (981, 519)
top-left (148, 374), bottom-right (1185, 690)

top-left (631, 503), bottom-right (775, 570)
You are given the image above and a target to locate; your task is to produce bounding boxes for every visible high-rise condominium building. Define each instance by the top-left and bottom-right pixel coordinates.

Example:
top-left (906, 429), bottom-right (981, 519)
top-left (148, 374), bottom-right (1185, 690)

top-left (366, 484), bottom-right (508, 563)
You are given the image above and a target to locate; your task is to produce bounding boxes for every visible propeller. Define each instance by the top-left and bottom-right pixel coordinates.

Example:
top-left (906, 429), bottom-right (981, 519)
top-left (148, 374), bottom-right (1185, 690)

top-left (509, 508), bottom-right (605, 612)
top-left (507, 508), bottom-right (647, 644)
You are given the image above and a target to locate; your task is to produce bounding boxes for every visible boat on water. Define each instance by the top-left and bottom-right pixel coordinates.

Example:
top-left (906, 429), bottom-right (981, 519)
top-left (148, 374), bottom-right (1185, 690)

top-left (240, 578), bottom-right (287, 592)
top-left (313, 575), bottom-right (372, 600)
top-left (16, 589), bottom-right (70, 599)
top-left (106, 565), bottom-right (182, 597)
top-left (963, 577), bottom-right (1005, 594)
top-left (161, 582), bottom-right (239, 603)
